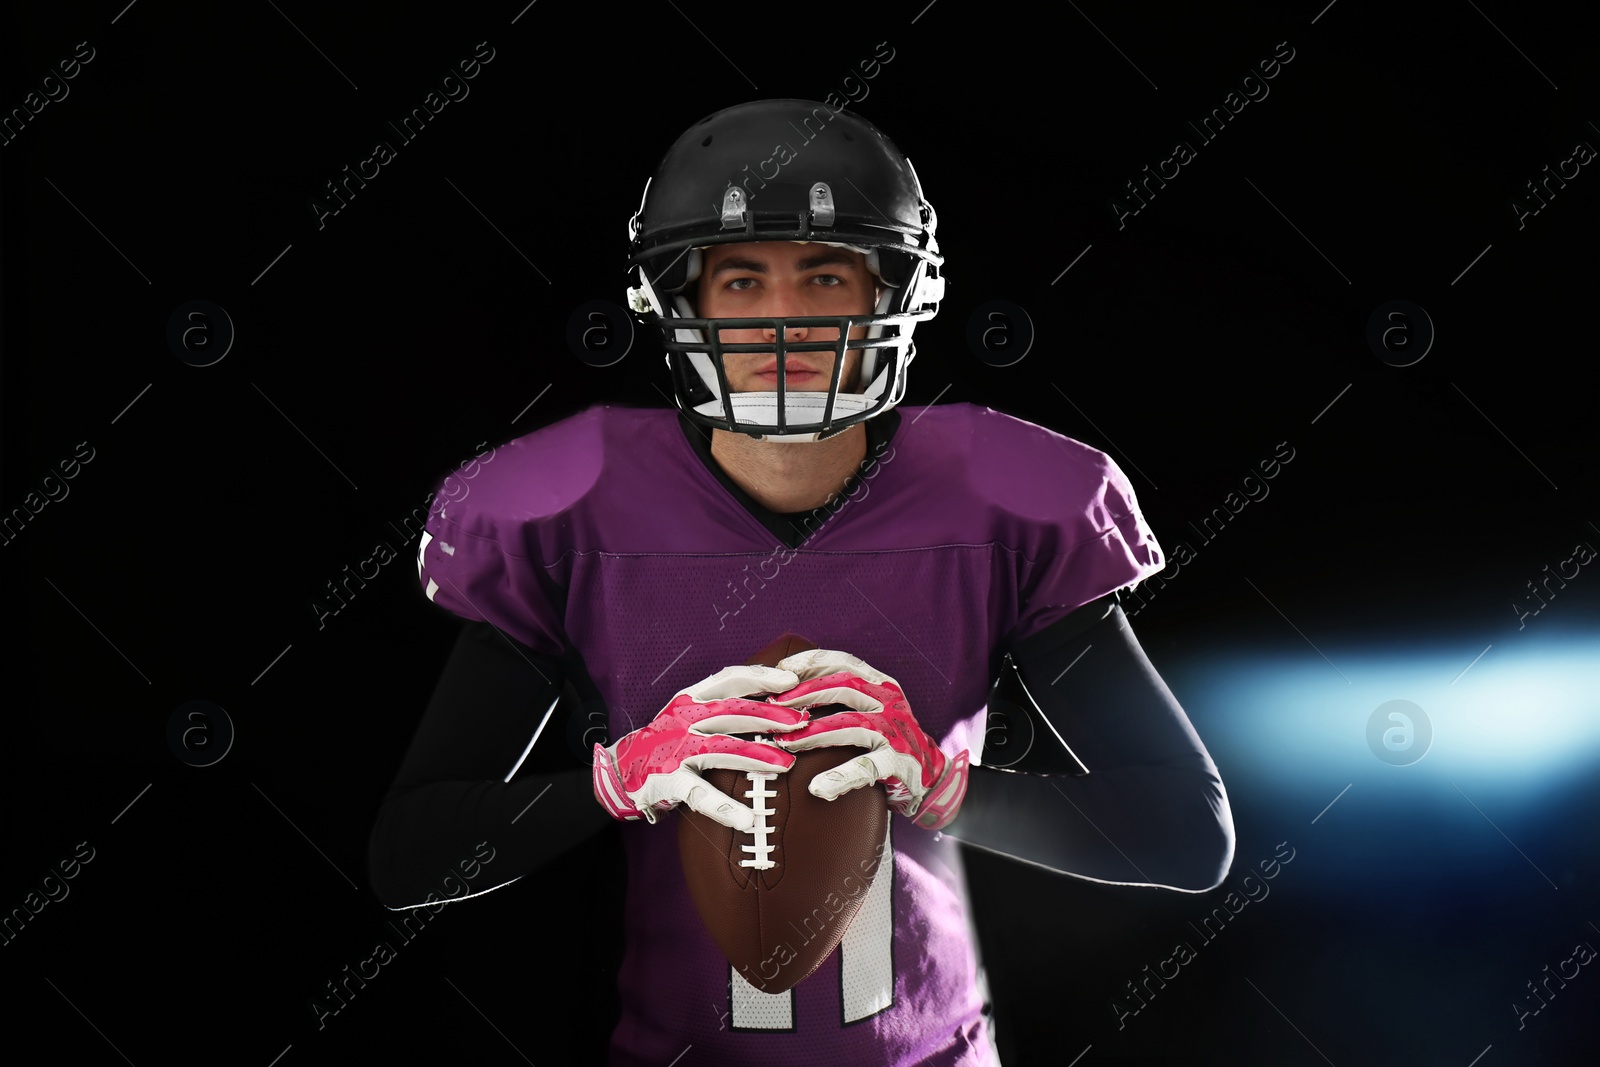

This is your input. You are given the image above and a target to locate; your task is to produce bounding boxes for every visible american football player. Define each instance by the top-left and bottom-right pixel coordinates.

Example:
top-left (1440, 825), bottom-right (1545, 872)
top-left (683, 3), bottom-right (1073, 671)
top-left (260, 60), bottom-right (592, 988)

top-left (370, 98), bottom-right (1234, 1066)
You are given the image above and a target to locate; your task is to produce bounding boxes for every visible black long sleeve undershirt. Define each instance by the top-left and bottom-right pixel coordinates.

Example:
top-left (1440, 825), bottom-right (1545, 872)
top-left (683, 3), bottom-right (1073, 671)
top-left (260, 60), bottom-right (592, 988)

top-left (367, 622), bottom-right (605, 909)
top-left (940, 595), bottom-right (1235, 892)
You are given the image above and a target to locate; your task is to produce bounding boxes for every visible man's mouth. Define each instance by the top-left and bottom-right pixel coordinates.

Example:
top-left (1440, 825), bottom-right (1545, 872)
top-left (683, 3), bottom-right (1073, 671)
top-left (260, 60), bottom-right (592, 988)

top-left (754, 362), bottom-right (821, 386)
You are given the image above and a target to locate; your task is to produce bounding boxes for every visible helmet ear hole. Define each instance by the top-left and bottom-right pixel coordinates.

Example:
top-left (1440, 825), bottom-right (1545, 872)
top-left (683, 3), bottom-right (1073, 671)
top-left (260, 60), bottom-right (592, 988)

top-left (874, 250), bottom-right (916, 289)
top-left (648, 247), bottom-right (699, 295)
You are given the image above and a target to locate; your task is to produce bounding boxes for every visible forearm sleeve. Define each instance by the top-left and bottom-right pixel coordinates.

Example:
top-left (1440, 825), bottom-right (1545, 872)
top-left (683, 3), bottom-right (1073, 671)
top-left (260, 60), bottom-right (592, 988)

top-left (941, 596), bottom-right (1234, 891)
top-left (367, 621), bottom-right (613, 908)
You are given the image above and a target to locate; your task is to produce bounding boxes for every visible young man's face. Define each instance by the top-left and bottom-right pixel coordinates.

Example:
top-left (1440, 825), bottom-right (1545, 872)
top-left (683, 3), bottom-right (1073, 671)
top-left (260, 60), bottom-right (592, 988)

top-left (696, 240), bottom-right (879, 394)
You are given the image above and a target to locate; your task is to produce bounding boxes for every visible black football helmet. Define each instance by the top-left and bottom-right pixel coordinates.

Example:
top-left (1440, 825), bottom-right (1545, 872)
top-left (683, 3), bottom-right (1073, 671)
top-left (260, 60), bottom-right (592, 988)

top-left (626, 99), bottom-right (946, 442)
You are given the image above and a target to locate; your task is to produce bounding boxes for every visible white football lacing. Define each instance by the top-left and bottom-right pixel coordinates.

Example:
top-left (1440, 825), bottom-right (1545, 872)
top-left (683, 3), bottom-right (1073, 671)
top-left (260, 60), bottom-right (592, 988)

top-left (739, 765), bottom-right (779, 871)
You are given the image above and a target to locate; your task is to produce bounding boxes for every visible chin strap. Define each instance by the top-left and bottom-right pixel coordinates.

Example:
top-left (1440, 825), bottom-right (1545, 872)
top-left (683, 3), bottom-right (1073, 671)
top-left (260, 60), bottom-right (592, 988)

top-left (692, 391), bottom-right (876, 442)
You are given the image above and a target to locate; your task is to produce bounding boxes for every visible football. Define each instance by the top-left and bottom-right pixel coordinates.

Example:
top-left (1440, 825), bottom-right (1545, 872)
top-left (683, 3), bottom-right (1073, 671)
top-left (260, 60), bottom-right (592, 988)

top-left (677, 633), bottom-right (890, 994)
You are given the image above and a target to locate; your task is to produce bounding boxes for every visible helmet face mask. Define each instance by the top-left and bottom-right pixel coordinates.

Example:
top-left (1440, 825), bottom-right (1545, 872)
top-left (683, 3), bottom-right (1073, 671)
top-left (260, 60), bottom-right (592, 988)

top-left (627, 99), bottom-right (945, 443)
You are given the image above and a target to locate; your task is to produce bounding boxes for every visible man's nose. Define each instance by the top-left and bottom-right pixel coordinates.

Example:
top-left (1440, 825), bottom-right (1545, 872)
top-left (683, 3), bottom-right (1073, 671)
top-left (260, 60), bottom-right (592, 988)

top-left (761, 322), bottom-right (810, 344)
top-left (760, 311), bottom-right (809, 343)
top-left (758, 285), bottom-right (812, 343)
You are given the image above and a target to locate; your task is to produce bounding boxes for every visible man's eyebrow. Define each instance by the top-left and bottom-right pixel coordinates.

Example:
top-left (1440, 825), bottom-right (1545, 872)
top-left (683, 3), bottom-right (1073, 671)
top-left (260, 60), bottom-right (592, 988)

top-left (707, 250), bottom-right (861, 277)
top-left (708, 255), bottom-right (767, 277)
top-left (796, 250), bottom-right (860, 272)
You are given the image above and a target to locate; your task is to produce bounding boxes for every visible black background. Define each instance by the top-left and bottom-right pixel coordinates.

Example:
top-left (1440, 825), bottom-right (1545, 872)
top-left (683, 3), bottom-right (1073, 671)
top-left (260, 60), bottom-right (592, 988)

top-left (4, 1), bottom-right (1599, 1064)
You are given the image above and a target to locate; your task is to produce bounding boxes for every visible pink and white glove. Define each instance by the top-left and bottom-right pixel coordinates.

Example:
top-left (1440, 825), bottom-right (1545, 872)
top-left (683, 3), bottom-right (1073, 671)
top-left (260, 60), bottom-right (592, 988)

top-left (765, 650), bottom-right (970, 831)
top-left (592, 663), bottom-right (810, 832)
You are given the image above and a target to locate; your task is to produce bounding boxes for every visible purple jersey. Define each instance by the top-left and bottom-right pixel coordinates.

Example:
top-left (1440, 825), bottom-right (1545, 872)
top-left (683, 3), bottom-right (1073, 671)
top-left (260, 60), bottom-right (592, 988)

top-left (416, 402), bottom-right (1164, 1065)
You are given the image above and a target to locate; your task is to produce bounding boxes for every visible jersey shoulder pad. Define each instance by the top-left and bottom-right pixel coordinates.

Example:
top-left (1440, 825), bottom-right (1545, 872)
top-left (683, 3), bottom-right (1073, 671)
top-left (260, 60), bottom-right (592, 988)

top-left (965, 405), bottom-right (1149, 539)
top-left (414, 407), bottom-right (607, 655)
top-left (426, 406), bottom-right (606, 538)
top-left (962, 406), bottom-right (1164, 643)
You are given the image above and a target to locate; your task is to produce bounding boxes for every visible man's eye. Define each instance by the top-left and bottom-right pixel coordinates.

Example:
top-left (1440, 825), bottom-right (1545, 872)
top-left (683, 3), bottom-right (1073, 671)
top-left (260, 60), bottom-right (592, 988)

top-left (727, 278), bottom-right (756, 291)
top-left (812, 274), bottom-right (843, 286)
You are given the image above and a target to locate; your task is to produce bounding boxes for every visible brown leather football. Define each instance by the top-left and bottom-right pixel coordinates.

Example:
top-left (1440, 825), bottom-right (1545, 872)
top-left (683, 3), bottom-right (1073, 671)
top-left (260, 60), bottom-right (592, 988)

top-left (677, 634), bottom-right (889, 994)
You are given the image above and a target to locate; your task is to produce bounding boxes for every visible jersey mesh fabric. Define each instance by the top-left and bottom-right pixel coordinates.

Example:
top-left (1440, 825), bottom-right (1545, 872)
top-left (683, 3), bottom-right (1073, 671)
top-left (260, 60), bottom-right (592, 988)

top-left (416, 402), bottom-right (1164, 1065)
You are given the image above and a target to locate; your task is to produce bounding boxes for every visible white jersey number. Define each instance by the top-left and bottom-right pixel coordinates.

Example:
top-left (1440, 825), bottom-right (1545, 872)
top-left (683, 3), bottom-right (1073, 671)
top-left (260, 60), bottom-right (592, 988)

top-left (728, 812), bottom-right (895, 1029)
